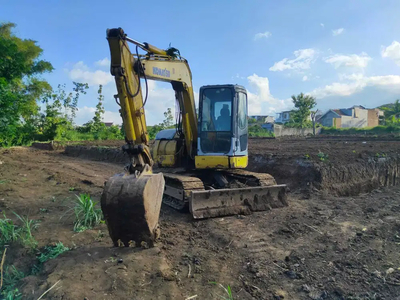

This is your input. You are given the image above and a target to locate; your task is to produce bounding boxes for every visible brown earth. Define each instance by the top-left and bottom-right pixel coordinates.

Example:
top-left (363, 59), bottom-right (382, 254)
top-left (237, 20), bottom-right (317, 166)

top-left (0, 138), bottom-right (400, 299)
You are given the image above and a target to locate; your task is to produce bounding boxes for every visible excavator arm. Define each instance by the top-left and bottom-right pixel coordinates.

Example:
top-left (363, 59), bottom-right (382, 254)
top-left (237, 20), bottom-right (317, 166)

top-left (100, 28), bottom-right (198, 247)
top-left (106, 28), bottom-right (197, 169)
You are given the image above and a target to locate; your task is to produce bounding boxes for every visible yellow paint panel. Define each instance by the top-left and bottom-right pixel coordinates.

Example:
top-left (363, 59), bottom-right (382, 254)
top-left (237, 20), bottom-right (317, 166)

top-left (195, 156), bottom-right (229, 169)
top-left (156, 155), bottom-right (176, 167)
top-left (152, 140), bottom-right (179, 167)
top-left (229, 156), bottom-right (248, 168)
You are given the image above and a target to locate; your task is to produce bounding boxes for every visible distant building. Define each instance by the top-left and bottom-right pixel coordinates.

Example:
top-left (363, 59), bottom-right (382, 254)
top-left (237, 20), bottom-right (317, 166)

top-left (318, 105), bottom-right (383, 128)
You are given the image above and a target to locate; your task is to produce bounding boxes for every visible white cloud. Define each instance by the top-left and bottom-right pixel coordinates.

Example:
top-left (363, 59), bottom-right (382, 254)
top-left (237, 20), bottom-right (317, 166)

top-left (254, 31), bottom-right (272, 40)
top-left (332, 28), bottom-right (344, 36)
top-left (269, 48), bottom-right (317, 72)
top-left (246, 74), bottom-right (292, 115)
top-left (67, 61), bottom-right (113, 86)
top-left (381, 41), bottom-right (400, 66)
top-left (95, 58), bottom-right (110, 67)
top-left (324, 52), bottom-right (371, 69)
top-left (309, 73), bottom-right (400, 99)
top-left (74, 81), bottom-right (177, 126)
top-left (302, 75), bottom-right (308, 81)
top-left (320, 23), bottom-right (324, 28)
top-left (75, 106), bottom-right (122, 125)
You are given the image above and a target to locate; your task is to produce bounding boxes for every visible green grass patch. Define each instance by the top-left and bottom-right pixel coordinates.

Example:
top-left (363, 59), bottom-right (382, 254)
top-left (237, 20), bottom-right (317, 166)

top-left (0, 213), bottom-right (39, 248)
top-left (1, 265), bottom-right (24, 300)
top-left (0, 214), bottom-right (20, 245)
top-left (1, 242), bottom-right (70, 299)
top-left (13, 213), bottom-right (39, 249)
top-left (73, 194), bottom-right (103, 232)
top-left (38, 242), bottom-right (69, 263)
top-left (209, 282), bottom-right (234, 300)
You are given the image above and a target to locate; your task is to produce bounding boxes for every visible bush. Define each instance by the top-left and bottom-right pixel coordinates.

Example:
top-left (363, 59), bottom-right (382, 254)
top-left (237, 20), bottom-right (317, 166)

top-left (248, 125), bottom-right (274, 137)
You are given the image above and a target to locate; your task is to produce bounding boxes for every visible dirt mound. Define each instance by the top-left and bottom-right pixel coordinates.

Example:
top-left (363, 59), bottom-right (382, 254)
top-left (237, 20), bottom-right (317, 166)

top-left (31, 141), bottom-right (65, 150)
top-left (63, 137), bottom-right (400, 196)
top-left (64, 145), bottom-right (129, 164)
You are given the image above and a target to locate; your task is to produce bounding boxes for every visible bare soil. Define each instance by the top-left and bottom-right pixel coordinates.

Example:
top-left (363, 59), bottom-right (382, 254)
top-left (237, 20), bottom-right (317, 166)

top-left (1, 137), bottom-right (400, 299)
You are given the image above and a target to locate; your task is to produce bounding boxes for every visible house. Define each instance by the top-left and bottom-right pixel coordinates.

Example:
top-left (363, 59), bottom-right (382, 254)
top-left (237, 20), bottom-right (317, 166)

top-left (275, 111), bottom-right (292, 124)
top-left (249, 115), bottom-right (275, 123)
top-left (275, 110), bottom-right (312, 124)
top-left (318, 105), bottom-right (383, 128)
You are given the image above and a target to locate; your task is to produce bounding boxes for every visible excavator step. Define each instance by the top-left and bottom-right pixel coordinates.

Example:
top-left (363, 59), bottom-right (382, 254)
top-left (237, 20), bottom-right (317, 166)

top-left (189, 184), bottom-right (288, 219)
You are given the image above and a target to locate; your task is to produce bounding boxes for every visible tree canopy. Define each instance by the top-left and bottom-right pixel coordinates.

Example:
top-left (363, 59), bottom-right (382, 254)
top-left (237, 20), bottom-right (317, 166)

top-left (285, 93), bottom-right (317, 128)
top-left (0, 22), bottom-right (54, 146)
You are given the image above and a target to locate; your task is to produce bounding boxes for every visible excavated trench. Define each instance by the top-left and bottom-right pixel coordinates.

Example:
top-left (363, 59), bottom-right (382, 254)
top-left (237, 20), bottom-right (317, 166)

top-left (248, 154), bottom-right (399, 196)
top-left (62, 143), bottom-right (400, 197)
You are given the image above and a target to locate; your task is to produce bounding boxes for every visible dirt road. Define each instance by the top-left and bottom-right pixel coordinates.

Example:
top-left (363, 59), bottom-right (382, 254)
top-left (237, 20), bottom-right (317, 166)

top-left (1, 146), bottom-right (400, 299)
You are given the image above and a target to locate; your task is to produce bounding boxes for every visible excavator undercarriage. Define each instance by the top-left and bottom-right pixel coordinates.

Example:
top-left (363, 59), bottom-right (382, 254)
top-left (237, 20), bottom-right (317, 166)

top-left (161, 169), bottom-right (287, 219)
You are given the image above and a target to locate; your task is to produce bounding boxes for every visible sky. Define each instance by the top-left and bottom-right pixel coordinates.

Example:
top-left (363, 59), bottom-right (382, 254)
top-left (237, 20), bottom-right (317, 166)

top-left (2, 0), bottom-right (400, 125)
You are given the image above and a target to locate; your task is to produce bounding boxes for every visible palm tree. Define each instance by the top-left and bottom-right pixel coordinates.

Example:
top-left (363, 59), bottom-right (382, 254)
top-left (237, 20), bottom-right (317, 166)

top-left (382, 99), bottom-right (400, 119)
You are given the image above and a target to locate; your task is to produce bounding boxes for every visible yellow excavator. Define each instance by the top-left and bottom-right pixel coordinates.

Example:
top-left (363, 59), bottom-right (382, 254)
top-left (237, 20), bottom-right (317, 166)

top-left (100, 28), bottom-right (287, 247)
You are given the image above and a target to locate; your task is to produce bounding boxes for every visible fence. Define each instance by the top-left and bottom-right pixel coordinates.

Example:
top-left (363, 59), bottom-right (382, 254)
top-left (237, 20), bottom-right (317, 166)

top-left (273, 125), bottom-right (321, 137)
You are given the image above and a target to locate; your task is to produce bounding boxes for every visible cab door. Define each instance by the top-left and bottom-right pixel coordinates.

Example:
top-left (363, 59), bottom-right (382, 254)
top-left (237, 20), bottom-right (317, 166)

top-left (234, 90), bottom-right (248, 156)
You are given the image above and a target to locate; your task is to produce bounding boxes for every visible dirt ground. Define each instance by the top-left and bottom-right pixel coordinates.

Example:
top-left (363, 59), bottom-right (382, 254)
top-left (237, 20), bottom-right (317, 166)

top-left (1, 139), bottom-right (400, 299)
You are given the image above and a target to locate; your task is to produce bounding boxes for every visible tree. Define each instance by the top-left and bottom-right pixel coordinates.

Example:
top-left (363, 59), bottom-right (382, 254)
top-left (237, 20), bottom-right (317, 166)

top-left (38, 83), bottom-right (88, 140)
top-left (0, 22), bottom-right (53, 146)
top-left (310, 109), bottom-right (322, 135)
top-left (93, 84), bottom-right (105, 130)
top-left (161, 108), bottom-right (174, 128)
top-left (248, 117), bottom-right (257, 125)
top-left (381, 99), bottom-right (400, 123)
top-left (286, 93), bottom-right (317, 128)
top-left (147, 108), bottom-right (175, 140)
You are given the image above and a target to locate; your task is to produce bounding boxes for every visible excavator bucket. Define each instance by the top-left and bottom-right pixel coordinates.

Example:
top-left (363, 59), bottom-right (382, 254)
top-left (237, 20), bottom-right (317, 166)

top-left (189, 184), bottom-right (288, 219)
top-left (100, 172), bottom-right (165, 247)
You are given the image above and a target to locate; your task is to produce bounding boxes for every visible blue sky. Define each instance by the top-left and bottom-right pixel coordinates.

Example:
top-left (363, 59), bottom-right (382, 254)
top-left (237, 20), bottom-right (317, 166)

top-left (2, 0), bottom-right (400, 125)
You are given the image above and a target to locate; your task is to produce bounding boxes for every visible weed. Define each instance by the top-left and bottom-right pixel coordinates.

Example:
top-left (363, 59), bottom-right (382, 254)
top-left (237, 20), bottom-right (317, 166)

top-left (1, 288), bottom-right (22, 300)
top-left (38, 242), bottom-right (70, 263)
top-left (0, 179), bottom-right (8, 184)
top-left (73, 194), bottom-right (103, 232)
top-left (352, 150), bottom-right (356, 153)
top-left (304, 154), bottom-right (310, 160)
top-left (30, 264), bottom-right (42, 275)
top-left (1, 265), bottom-right (25, 300)
top-left (69, 187), bottom-right (75, 191)
top-left (209, 282), bottom-right (234, 300)
top-left (375, 152), bottom-right (387, 158)
top-left (0, 214), bottom-right (20, 245)
top-left (13, 212), bottom-right (39, 249)
top-left (317, 151), bottom-right (329, 162)
top-left (39, 208), bottom-right (49, 213)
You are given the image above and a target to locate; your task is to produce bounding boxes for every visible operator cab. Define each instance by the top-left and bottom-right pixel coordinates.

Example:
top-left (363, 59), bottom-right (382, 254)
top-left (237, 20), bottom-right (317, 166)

top-left (196, 84), bottom-right (248, 168)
